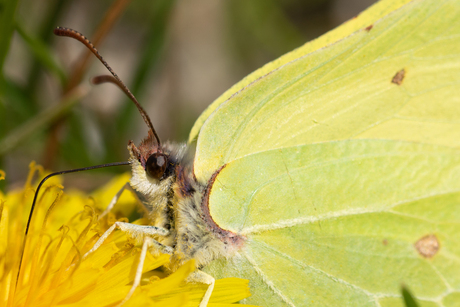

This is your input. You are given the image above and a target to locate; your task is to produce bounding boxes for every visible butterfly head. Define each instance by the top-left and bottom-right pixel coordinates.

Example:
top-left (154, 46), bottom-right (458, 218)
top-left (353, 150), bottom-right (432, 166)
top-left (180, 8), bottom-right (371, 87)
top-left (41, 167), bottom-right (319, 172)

top-left (128, 128), bottom-right (188, 197)
top-left (129, 129), bottom-right (170, 181)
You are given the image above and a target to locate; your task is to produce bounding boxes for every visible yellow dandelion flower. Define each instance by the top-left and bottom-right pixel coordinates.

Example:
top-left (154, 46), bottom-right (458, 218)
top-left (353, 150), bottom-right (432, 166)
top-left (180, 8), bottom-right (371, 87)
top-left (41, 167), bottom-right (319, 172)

top-left (0, 163), bottom-right (255, 307)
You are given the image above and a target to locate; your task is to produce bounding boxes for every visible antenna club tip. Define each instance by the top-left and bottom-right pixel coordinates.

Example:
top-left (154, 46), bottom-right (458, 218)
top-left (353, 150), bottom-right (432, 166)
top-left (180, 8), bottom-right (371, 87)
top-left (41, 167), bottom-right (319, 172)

top-left (54, 27), bottom-right (77, 37)
top-left (91, 75), bottom-right (116, 86)
top-left (91, 76), bottom-right (102, 85)
top-left (53, 27), bottom-right (64, 35)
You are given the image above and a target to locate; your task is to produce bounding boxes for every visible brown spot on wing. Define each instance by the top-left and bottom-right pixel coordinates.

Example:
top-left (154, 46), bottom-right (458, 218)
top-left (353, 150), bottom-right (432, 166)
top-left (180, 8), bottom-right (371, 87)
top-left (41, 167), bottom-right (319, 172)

top-left (365, 24), bottom-right (373, 31)
top-left (392, 69), bottom-right (406, 85)
top-left (415, 234), bottom-right (439, 258)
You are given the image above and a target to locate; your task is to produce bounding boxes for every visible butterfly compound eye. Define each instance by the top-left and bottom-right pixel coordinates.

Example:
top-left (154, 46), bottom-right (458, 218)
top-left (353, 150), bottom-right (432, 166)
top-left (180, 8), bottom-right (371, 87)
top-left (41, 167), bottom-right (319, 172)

top-left (146, 153), bottom-right (168, 179)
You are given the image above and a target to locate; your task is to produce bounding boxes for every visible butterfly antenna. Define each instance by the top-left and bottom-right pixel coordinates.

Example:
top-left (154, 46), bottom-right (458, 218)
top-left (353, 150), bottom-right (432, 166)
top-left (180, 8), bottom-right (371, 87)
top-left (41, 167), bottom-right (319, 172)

top-left (53, 27), bottom-right (161, 145)
top-left (16, 161), bottom-right (130, 293)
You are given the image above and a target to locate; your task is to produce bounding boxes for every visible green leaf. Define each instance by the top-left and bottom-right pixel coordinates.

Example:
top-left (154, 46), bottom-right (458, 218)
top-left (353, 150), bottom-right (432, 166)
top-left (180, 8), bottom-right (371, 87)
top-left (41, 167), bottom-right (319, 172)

top-left (0, 0), bottom-right (19, 78)
top-left (402, 286), bottom-right (420, 307)
top-left (226, 0), bottom-right (305, 65)
top-left (0, 86), bottom-right (88, 156)
top-left (15, 21), bottom-right (66, 85)
top-left (0, 77), bottom-right (35, 139)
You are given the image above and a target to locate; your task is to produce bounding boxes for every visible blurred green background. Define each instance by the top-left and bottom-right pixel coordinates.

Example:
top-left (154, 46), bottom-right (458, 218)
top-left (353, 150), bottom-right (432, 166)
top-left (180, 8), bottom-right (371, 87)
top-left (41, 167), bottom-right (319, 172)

top-left (0, 0), bottom-right (377, 191)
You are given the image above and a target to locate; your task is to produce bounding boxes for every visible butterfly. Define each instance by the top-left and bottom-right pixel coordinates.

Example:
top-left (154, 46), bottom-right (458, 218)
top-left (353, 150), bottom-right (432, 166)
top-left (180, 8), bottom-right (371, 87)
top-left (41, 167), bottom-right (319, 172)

top-left (30, 0), bottom-right (460, 306)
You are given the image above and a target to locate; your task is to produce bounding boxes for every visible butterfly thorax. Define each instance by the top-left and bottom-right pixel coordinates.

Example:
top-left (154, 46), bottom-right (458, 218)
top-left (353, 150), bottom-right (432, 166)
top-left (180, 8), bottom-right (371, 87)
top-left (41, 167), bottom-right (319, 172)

top-left (127, 133), bottom-right (244, 270)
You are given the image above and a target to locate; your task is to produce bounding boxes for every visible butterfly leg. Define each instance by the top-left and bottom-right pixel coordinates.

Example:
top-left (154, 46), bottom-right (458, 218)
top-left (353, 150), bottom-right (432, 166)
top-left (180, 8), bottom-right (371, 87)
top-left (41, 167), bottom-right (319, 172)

top-left (83, 221), bottom-right (172, 260)
top-left (115, 236), bottom-right (154, 307)
top-left (84, 223), bottom-right (172, 306)
top-left (188, 270), bottom-right (215, 307)
top-left (98, 182), bottom-right (149, 220)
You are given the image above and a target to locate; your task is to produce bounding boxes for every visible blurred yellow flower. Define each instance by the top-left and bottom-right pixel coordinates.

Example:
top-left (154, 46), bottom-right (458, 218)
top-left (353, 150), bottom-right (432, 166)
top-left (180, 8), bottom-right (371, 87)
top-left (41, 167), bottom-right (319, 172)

top-left (0, 163), bottom-right (253, 307)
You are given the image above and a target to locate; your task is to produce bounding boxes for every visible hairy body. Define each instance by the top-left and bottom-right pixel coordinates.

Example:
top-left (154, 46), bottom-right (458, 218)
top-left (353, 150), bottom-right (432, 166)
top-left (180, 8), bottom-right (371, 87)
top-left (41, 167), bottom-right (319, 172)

top-left (128, 139), bottom-right (243, 271)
